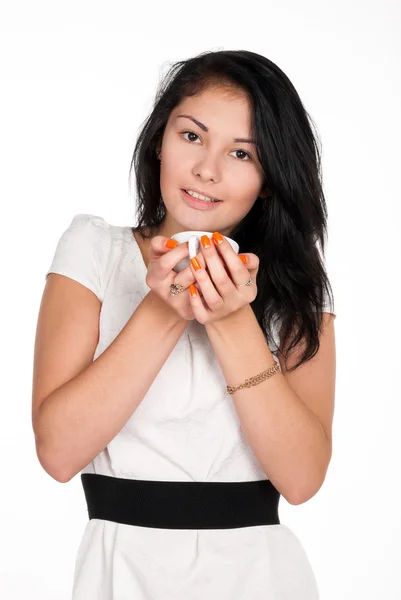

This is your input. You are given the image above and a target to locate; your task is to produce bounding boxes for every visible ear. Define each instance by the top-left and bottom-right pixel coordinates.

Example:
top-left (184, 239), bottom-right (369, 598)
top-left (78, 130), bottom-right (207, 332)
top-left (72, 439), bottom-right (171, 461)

top-left (155, 140), bottom-right (162, 160)
top-left (259, 185), bottom-right (271, 199)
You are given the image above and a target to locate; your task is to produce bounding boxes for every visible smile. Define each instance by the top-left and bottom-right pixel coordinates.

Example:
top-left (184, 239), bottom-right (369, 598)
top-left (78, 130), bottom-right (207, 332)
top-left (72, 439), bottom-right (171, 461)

top-left (181, 189), bottom-right (222, 211)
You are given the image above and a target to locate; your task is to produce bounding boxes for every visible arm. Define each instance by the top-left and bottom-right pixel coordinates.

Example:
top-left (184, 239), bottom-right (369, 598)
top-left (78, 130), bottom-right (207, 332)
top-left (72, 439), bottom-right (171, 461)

top-left (204, 304), bottom-right (335, 505)
top-left (33, 290), bottom-right (188, 483)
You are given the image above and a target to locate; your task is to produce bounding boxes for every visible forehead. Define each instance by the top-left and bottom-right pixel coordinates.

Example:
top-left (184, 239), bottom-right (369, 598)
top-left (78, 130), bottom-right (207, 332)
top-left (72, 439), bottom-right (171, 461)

top-left (169, 87), bottom-right (253, 129)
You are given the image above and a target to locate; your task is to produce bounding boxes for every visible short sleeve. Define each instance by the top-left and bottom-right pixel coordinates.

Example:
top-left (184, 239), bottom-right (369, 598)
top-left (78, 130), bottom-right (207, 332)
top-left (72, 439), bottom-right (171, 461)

top-left (322, 290), bottom-right (336, 319)
top-left (316, 241), bottom-right (336, 319)
top-left (45, 214), bottom-right (112, 302)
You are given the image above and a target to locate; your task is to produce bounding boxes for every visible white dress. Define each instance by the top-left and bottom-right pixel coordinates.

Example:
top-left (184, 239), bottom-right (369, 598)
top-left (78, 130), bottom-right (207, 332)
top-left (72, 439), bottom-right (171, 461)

top-left (45, 213), bottom-right (334, 600)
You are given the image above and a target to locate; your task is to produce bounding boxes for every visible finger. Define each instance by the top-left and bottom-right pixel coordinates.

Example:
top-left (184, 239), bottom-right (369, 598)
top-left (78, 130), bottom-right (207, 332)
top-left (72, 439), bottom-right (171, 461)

top-left (190, 254), bottom-right (224, 308)
top-left (210, 234), bottom-right (259, 271)
top-left (195, 234), bottom-right (237, 299)
top-left (172, 249), bottom-right (207, 288)
top-left (150, 237), bottom-right (189, 275)
top-left (237, 254), bottom-right (258, 270)
top-left (211, 234), bottom-right (258, 283)
top-left (188, 282), bottom-right (210, 319)
top-left (201, 234), bottom-right (229, 281)
top-left (151, 236), bottom-right (207, 270)
top-left (150, 235), bottom-right (185, 256)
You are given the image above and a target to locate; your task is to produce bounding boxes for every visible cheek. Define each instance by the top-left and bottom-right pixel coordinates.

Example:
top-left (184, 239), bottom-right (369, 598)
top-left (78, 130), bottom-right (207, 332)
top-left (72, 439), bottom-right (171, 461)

top-left (227, 170), bottom-right (262, 200)
top-left (164, 134), bottom-right (189, 161)
top-left (229, 190), bottom-right (259, 213)
top-left (159, 160), bottom-right (180, 189)
top-left (160, 151), bottom-right (190, 186)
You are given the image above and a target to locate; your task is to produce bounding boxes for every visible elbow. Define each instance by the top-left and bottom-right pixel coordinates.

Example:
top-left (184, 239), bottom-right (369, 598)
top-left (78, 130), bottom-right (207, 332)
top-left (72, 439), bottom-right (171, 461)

top-left (286, 481), bottom-right (323, 506)
top-left (51, 469), bottom-right (74, 484)
top-left (286, 485), bottom-right (320, 506)
top-left (35, 441), bottom-right (74, 483)
top-left (286, 464), bottom-right (330, 506)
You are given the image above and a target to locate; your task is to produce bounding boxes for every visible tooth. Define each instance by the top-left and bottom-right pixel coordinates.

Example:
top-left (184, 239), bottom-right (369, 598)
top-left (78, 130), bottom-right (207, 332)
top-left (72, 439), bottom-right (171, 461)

top-left (188, 190), bottom-right (216, 202)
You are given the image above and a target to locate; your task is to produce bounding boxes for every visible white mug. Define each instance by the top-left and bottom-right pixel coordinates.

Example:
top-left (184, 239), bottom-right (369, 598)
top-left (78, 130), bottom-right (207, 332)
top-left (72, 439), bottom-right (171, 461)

top-left (170, 230), bottom-right (239, 273)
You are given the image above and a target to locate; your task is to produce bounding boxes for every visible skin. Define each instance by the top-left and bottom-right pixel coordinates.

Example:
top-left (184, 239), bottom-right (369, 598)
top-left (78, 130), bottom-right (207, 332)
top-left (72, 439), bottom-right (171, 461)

top-left (133, 87), bottom-right (336, 504)
top-left (136, 85), bottom-right (269, 258)
top-left (132, 87), bottom-right (335, 506)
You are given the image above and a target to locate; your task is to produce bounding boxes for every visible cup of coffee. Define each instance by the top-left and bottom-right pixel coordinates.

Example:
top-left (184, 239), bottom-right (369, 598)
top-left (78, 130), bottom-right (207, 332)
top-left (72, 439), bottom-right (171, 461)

top-left (170, 231), bottom-right (239, 273)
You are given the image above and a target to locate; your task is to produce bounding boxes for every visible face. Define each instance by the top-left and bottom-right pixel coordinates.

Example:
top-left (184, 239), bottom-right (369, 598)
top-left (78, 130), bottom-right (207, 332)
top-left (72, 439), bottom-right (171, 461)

top-left (156, 86), bottom-right (268, 239)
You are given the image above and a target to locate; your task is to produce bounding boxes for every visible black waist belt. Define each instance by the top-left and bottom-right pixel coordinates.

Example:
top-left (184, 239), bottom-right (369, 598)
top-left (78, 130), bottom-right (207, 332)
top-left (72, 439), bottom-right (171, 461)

top-left (81, 473), bottom-right (280, 530)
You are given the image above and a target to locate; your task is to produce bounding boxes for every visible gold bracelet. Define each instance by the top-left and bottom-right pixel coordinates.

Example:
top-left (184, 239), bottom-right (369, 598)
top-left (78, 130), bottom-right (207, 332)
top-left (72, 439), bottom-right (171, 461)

top-left (226, 360), bottom-right (281, 395)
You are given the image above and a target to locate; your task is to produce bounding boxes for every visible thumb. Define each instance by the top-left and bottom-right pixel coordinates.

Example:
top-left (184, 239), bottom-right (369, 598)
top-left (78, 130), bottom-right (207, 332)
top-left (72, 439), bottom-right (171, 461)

top-left (149, 235), bottom-right (188, 259)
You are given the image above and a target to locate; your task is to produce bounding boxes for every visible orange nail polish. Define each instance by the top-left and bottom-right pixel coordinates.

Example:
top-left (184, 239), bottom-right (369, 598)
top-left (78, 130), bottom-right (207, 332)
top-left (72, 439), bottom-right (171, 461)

top-left (201, 234), bottom-right (211, 248)
top-left (165, 239), bottom-right (178, 248)
top-left (189, 284), bottom-right (198, 297)
top-left (212, 231), bottom-right (224, 244)
top-left (190, 257), bottom-right (202, 271)
top-left (239, 254), bottom-right (247, 264)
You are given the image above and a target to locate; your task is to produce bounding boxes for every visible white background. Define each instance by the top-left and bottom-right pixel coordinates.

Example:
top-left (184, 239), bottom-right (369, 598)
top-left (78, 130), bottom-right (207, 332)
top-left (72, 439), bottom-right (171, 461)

top-left (1, 1), bottom-right (400, 598)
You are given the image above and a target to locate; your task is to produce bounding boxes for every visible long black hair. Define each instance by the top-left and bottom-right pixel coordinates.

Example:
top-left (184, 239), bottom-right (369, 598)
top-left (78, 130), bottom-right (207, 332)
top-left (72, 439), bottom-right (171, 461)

top-left (128, 49), bottom-right (335, 372)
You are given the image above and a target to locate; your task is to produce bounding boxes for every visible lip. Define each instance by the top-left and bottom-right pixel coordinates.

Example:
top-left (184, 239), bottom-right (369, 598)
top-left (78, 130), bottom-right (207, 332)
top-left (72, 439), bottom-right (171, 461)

top-left (181, 189), bottom-right (222, 211)
top-left (182, 187), bottom-right (222, 202)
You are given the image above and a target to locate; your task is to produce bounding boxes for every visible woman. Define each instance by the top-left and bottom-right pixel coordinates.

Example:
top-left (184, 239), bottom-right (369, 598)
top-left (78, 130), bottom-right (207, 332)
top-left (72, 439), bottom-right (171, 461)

top-left (32, 49), bottom-right (336, 599)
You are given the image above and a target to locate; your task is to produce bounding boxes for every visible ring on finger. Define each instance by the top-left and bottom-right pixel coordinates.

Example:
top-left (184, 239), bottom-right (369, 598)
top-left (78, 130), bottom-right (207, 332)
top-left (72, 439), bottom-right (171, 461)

top-left (169, 282), bottom-right (187, 296)
top-left (233, 277), bottom-right (254, 287)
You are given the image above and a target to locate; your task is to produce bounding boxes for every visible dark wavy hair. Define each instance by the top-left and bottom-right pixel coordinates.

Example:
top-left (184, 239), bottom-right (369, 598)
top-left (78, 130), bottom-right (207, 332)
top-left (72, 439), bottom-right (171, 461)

top-left (128, 49), bottom-right (335, 372)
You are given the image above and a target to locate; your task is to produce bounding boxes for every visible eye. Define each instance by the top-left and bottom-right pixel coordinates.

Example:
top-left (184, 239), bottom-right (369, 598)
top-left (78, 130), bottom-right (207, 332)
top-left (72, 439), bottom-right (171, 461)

top-left (232, 149), bottom-right (252, 161)
top-left (181, 130), bottom-right (201, 144)
top-left (180, 130), bottom-right (252, 161)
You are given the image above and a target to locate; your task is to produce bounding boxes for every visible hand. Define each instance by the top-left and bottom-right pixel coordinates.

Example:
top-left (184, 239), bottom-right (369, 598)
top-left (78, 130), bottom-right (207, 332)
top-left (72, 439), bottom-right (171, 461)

top-left (188, 232), bottom-right (259, 325)
top-left (145, 236), bottom-right (207, 321)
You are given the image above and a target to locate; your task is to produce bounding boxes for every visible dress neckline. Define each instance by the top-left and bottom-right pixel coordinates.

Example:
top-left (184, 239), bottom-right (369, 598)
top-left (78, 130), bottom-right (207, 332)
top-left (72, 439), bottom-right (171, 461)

top-left (125, 227), bottom-right (150, 275)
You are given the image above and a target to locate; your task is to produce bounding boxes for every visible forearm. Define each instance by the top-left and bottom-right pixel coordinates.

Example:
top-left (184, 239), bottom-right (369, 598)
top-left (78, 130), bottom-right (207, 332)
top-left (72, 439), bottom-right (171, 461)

top-left (36, 291), bottom-right (188, 483)
top-left (205, 305), bottom-right (330, 505)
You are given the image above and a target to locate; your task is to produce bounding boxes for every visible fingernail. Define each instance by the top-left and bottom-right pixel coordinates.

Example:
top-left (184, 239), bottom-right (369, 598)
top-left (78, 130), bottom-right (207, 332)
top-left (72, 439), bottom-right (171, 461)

top-left (189, 284), bottom-right (198, 297)
top-left (190, 257), bottom-right (202, 271)
top-left (212, 231), bottom-right (224, 244)
top-left (201, 234), bottom-right (211, 249)
top-left (239, 254), bottom-right (247, 264)
top-left (165, 239), bottom-right (178, 248)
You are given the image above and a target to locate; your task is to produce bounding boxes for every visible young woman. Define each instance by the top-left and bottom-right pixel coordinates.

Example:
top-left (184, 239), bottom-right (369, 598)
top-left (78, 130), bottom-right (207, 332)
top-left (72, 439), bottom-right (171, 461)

top-left (32, 49), bottom-right (336, 599)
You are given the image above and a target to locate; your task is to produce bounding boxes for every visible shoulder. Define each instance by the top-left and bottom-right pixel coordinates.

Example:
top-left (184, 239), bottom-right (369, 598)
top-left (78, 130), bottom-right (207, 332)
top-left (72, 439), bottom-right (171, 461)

top-left (56, 213), bottom-right (112, 244)
top-left (46, 213), bottom-right (115, 302)
top-left (67, 213), bottom-right (111, 234)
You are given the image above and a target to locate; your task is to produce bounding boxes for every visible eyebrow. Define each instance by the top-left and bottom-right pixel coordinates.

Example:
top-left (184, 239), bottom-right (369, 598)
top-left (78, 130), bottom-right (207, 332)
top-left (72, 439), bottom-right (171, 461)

top-left (176, 114), bottom-right (256, 145)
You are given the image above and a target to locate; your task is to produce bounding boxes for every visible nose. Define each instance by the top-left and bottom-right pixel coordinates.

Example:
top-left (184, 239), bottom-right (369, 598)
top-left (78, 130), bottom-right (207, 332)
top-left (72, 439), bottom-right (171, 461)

top-left (192, 152), bottom-right (221, 184)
